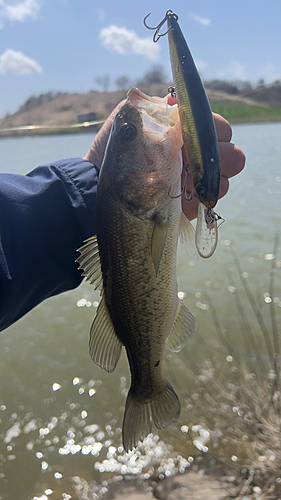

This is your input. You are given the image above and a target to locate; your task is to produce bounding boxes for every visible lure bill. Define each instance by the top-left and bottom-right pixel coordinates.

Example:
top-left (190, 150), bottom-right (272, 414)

top-left (196, 203), bottom-right (218, 258)
top-left (144, 10), bottom-right (222, 258)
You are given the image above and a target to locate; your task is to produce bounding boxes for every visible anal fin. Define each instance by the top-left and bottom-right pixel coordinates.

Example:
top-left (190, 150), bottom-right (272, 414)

top-left (166, 299), bottom-right (196, 352)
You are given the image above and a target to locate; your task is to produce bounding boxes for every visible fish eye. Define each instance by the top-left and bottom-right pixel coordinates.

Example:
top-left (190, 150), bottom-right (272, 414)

top-left (119, 123), bottom-right (137, 142)
top-left (198, 187), bottom-right (207, 201)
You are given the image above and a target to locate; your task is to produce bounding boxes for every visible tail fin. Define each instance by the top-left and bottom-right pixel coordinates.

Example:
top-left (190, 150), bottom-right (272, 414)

top-left (122, 380), bottom-right (181, 452)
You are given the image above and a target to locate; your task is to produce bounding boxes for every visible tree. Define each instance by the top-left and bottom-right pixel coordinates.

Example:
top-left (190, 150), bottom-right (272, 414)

top-left (205, 79), bottom-right (238, 95)
top-left (115, 75), bottom-right (131, 90)
top-left (95, 74), bottom-right (110, 92)
top-left (140, 65), bottom-right (166, 85)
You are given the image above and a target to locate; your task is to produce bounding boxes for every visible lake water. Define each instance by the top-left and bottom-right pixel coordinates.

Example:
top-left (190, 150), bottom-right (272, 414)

top-left (0, 123), bottom-right (281, 499)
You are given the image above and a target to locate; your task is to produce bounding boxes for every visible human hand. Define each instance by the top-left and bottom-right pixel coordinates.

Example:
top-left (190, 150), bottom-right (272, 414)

top-left (85, 96), bottom-right (246, 221)
top-left (166, 94), bottom-right (246, 220)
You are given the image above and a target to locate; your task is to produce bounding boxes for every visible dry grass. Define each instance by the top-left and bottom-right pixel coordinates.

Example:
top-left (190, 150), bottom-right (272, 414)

top-left (167, 235), bottom-right (281, 498)
top-left (0, 83), bottom-right (277, 137)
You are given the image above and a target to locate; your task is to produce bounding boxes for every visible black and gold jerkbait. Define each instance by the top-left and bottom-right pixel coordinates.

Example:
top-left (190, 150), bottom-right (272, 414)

top-left (144, 9), bottom-right (221, 210)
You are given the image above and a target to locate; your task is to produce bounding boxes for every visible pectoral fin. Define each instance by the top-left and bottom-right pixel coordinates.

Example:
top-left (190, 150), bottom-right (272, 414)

top-left (89, 297), bottom-right (122, 373)
top-left (151, 214), bottom-right (168, 276)
top-left (76, 236), bottom-right (103, 291)
top-left (166, 299), bottom-right (196, 352)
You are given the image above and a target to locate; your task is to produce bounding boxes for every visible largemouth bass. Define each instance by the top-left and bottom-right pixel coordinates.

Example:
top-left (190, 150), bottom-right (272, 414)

top-left (76, 88), bottom-right (196, 452)
top-left (144, 10), bottom-right (222, 258)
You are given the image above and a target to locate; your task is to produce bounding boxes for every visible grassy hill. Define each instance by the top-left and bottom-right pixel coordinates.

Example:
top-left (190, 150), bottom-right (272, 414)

top-left (1, 81), bottom-right (281, 137)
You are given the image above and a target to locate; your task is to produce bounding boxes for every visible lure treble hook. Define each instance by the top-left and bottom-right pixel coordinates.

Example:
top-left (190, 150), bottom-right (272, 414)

top-left (143, 9), bottom-right (178, 43)
top-left (168, 163), bottom-right (193, 201)
top-left (205, 209), bottom-right (225, 228)
top-left (167, 86), bottom-right (176, 99)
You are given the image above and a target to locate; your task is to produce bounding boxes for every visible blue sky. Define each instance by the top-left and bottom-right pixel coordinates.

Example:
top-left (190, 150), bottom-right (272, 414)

top-left (1, 0), bottom-right (281, 118)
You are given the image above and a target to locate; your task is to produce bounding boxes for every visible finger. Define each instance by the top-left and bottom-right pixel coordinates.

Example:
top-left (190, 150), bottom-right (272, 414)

top-left (167, 92), bottom-right (245, 221)
top-left (219, 142), bottom-right (246, 179)
top-left (182, 193), bottom-right (198, 221)
top-left (166, 94), bottom-right (177, 106)
top-left (219, 175), bottom-right (229, 199)
top-left (213, 113), bottom-right (232, 142)
top-left (182, 173), bottom-right (230, 221)
top-left (166, 94), bottom-right (233, 142)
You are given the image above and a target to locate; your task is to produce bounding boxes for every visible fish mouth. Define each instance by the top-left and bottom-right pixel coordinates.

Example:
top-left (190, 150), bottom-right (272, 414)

top-left (126, 87), bottom-right (180, 141)
top-left (121, 87), bottom-right (183, 189)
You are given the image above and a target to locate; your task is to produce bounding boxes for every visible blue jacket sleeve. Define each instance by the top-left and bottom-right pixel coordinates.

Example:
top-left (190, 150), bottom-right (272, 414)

top-left (0, 158), bottom-right (98, 331)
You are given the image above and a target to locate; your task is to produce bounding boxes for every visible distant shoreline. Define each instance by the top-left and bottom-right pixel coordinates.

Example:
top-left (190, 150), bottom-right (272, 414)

top-left (1, 116), bottom-right (281, 140)
top-left (0, 122), bottom-right (103, 139)
top-left (1, 83), bottom-right (281, 138)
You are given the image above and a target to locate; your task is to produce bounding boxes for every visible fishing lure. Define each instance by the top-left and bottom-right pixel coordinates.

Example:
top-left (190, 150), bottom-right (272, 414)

top-left (196, 203), bottom-right (224, 258)
top-left (144, 10), bottom-right (223, 258)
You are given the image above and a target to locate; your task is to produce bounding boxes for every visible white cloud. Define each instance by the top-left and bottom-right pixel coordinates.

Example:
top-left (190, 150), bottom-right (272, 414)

top-left (100, 25), bottom-right (160, 61)
top-left (229, 61), bottom-right (246, 80)
top-left (0, 49), bottom-right (42, 75)
top-left (188, 12), bottom-right (211, 26)
top-left (218, 61), bottom-right (246, 80)
top-left (195, 59), bottom-right (207, 71)
top-left (0, 0), bottom-right (40, 26)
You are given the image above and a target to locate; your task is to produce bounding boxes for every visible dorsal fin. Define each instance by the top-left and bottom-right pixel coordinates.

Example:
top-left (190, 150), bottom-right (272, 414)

top-left (76, 236), bottom-right (103, 291)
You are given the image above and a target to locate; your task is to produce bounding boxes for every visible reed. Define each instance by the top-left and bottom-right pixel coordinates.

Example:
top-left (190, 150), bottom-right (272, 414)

top-left (170, 236), bottom-right (281, 498)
